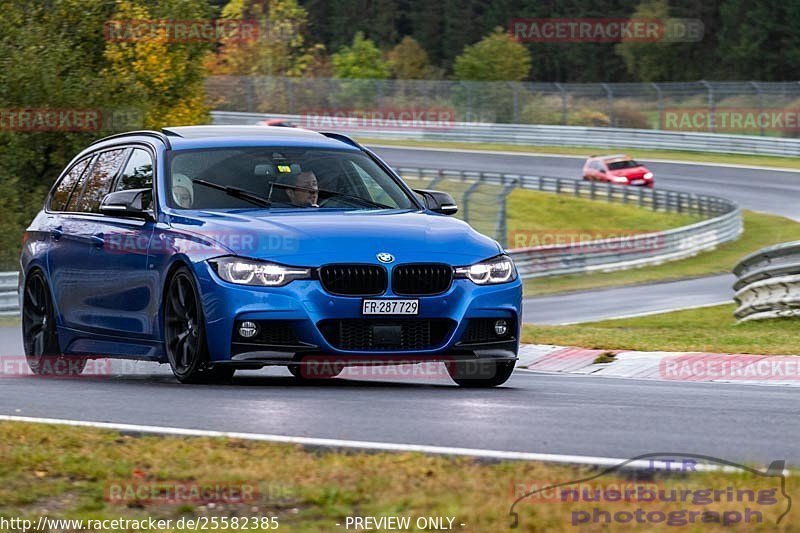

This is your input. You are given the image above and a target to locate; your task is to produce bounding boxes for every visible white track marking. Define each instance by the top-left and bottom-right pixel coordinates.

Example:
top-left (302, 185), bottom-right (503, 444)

top-left (0, 414), bottom-right (762, 472)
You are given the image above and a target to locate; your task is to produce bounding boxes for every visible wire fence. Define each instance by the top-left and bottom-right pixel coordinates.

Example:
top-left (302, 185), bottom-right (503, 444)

top-left (207, 76), bottom-right (800, 137)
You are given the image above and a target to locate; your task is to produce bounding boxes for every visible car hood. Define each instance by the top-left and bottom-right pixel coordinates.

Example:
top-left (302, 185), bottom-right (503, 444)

top-left (609, 166), bottom-right (650, 178)
top-left (168, 209), bottom-right (503, 266)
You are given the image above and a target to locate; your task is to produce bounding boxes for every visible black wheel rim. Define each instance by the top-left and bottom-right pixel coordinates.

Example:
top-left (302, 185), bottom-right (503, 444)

top-left (22, 273), bottom-right (55, 357)
top-left (165, 273), bottom-right (201, 375)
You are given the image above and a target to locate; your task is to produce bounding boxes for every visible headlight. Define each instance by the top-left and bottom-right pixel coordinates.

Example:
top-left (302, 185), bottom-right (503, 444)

top-left (644, 172), bottom-right (654, 179)
top-left (209, 256), bottom-right (311, 287)
top-left (454, 255), bottom-right (517, 285)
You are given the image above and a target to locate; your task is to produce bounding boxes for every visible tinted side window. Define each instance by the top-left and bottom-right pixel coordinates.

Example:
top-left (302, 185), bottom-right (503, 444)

top-left (49, 158), bottom-right (90, 211)
top-left (76, 149), bottom-right (128, 213)
top-left (115, 148), bottom-right (154, 192)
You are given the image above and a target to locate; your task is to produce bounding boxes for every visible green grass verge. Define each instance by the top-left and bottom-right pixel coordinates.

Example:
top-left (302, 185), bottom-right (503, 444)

top-left (359, 137), bottom-right (800, 171)
top-left (0, 317), bottom-right (19, 327)
top-left (0, 421), bottom-right (793, 531)
top-left (400, 173), bottom-right (699, 249)
top-left (524, 210), bottom-right (800, 296)
top-left (506, 188), bottom-right (700, 248)
top-left (522, 304), bottom-right (800, 355)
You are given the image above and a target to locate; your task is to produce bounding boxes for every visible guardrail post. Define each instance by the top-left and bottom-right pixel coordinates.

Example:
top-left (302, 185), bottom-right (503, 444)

top-left (245, 76), bottom-right (255, 113)
top-left (554, 82), bottom-right (567, 125)
top-left (590, 181), bottom-right (597, 200)
top-left (700, 80), bottom-right (715, 133)
top-left (462, 174), bottom-right (483, 225)
top-left (601, 83), bottom-right (615, 127)
top-left (638, 187), bottom-right (645, 207)
top-left (652, 82), bottom-right (663, 130)
top-left (512, 82), bottom-right (520, 123)
top-left (750, 81), bottom-right (765, 136)
top-left (429, 169), bottom-right (444, 189)
top-left (495, 178), bottom-right (519, 248)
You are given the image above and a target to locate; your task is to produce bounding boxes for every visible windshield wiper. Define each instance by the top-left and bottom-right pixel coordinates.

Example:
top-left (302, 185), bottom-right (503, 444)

top-left (192, 179), bottom-right (272, 208)
top-left (317, 188), bottom-right (394, 209)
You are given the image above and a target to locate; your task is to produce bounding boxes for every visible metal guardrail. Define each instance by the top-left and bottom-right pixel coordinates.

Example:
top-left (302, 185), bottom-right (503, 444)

top-left (503, 177), bottom-right (738, 278)
top-left (398, 167), bottom-right (741, 279)
top-left (733, 242), bottom-right (800, 322)
top-left (0, 272), bottom-right (19, 317)
top-left (213, 111), bottom-right (800, 157)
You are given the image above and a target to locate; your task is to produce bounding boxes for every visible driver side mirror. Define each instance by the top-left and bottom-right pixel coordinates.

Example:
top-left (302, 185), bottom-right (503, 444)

top-left (414, 189), bottom-right (458, 216)
top-left (100, 188), bottom-right (154, 220)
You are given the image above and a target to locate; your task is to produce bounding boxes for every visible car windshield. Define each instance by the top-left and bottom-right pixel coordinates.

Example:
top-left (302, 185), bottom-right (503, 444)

top-left (607, 160), bottom-right (641, 170)
top-left (167, 147), bottom-right (417, 210)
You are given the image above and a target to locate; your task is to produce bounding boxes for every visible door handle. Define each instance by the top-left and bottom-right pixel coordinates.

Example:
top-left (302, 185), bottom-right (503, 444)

top-left (50, 227), bottom-right (63, 240)
top-left (90, 233), bottom-right (105, 248)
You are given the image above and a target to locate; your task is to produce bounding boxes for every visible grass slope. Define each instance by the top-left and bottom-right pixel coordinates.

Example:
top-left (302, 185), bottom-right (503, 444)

top-left (523, 210), bottom-right (800, 296)
top-left (0, 421), bottom-right (793, 531)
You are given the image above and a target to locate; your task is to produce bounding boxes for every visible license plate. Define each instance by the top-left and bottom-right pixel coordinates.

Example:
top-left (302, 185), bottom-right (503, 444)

top-left (362, 299), bottom-right (419, 315)
top-left (631, 179), bottom-right (645, 185)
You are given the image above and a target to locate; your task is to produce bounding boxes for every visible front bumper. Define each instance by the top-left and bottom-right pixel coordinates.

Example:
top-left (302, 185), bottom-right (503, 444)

top-left (194, 262), bottom-right (522, 366)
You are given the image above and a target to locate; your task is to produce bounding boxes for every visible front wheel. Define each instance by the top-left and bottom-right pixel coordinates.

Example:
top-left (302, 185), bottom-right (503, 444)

top-left (164, 267), bottom-right (235, 384)
top-left (22, 270), bottom-right (86, 376)
top-left (445, 360), bottom-right (515, 388)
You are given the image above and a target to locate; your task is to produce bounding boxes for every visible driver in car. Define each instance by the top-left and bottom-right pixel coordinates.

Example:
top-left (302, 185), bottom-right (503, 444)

top-left (276, 170), bottom-right (319, 207)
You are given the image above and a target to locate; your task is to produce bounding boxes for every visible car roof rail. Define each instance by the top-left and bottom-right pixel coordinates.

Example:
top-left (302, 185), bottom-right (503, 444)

top-left (90, 130), bottom-right (172, 150)
top-left (319, 131), bottom-right (362, 149)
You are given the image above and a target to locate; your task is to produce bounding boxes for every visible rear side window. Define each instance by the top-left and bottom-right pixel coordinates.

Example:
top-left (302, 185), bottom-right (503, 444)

top-left (115, 148), bottom-right (154, 192)
top-left (76, 148), bottom-right (128, 213)
top-left (49, 158), bottom-right (91, 211)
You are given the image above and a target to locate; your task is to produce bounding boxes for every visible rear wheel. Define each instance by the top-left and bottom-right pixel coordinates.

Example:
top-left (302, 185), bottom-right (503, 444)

top-left (446, 360), bottom-right (515, 388)
top-left (164, 267), bottom-right (234, 384)
top-left (22, 270), bottom-right (86, 376)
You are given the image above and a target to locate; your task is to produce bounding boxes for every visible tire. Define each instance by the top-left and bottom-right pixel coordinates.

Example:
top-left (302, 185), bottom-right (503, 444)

top-left (445, 359), bottom-right (515, 388)
top-left (22, 270), bottom-right (86, 376)
top-left (164, 267), bottom-right (235, 384)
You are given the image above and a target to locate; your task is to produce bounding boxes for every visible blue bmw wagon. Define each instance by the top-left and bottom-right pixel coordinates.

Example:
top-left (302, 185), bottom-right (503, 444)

top-left (19, 126), bottom-right (522, 386)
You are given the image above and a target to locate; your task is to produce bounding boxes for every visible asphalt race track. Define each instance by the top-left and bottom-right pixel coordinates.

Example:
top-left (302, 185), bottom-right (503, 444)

top-left (3, 146), bottom-right (800, 466)
top-left (372, 145), bottom-right (800, 220)
top-left (0, 325), bottom-right (798, 465)
top-left (521, 274), bottom-right (734, 325)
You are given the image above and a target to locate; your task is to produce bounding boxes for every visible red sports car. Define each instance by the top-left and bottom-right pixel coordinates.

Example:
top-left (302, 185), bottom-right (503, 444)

top-left (582, 154), bottom-right (654, 188)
